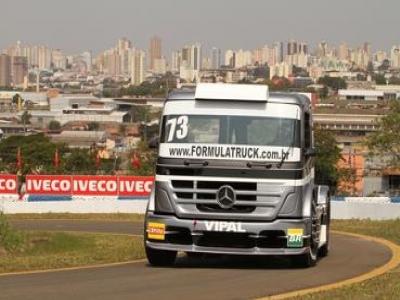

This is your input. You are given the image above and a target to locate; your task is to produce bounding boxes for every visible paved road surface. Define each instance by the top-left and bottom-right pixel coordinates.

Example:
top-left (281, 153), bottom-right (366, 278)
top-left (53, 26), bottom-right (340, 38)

top-left (1, 219), bottom-right (392, 300)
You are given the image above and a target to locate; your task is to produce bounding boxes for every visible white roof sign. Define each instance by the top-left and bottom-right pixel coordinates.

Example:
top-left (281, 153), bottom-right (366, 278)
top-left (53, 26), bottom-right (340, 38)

top-left (195, 83), bottom-right (269, 102)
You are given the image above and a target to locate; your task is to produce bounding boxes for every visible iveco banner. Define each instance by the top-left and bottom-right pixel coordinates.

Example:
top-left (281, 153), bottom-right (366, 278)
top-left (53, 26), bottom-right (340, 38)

top-left (0, 174), bottom-right (18, 194)
top-left (24, 175), bottom-right (154, 196)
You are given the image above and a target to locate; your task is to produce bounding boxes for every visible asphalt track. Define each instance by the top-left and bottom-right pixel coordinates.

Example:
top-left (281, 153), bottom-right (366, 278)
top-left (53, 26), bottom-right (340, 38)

top-left (1, 219), bottom-right (392, 300)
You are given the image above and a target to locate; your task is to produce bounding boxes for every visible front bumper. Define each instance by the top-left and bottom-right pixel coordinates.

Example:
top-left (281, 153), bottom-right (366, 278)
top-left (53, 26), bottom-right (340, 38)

top-left (145, 213), bottom-right (312, 256)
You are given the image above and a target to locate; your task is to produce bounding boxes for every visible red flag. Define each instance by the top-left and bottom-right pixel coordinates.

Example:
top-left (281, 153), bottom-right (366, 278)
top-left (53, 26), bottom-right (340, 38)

top-left (131, 152), bottom-right (141, 169)
top-left (53, 148), bottom-right (60, 168)
top-left (16, 147), bottom-right (23, 170)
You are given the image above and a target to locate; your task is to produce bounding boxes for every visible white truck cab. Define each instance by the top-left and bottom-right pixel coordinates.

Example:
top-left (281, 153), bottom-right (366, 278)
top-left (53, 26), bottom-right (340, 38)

top-left (145, 83), bottom-right (330, 267)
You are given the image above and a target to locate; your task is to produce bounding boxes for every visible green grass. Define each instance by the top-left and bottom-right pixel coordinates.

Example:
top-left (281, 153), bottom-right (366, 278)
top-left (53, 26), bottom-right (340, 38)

top-left (6, 213), bottom-right (145, 222)
top-left (292, 219), bottom-right (400, 299)
top-left (0, 212), bottom-right (25, 253)
top-left (0, 231), bottom-right (144, 273)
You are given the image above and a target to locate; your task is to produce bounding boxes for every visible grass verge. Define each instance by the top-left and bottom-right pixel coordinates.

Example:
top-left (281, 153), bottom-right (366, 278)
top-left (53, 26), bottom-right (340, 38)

top-left (292, 219), bottom-right (400, 299)
top-left (6, 213), bottom-right (144, 222)
top-left (0, 230), bottom-right (144, 274)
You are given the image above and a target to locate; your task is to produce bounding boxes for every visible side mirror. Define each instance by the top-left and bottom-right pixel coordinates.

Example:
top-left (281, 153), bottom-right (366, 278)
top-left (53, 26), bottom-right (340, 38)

top-left (148, 136), bottom-right (159, 149)
top-left (305, 148), bottom-right (317, 157)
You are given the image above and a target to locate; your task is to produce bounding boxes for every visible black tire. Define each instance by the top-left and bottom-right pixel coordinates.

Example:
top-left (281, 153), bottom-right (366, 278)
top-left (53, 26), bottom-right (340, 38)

top-left (291, 250), bottom-right (317, 268)
top-left (319, 199), bottom-right (331, 258)
top-left (291, 202), bottom-right (319, 268)
top-left (146, 246), bottom-right (177, 266)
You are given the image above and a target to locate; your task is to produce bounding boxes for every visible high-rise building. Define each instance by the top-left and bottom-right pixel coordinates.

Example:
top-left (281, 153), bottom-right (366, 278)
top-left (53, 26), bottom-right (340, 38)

top-left (274, 42), bottom-right (284, 63)
top-left (317, 41), bottom-right (328, 57)
top-left (391, 46), bottom-right (400, 69)
top-left (252, 48), bottom-right (263, 65)
top-left (81, 51), bottom-right (92, 72)
top-left (178, 43), bottom-right (202, 82)
top-left (211, 47), bottom-right (221, 69)
top-left (235, 49), bottom-right (252, 68)
top-left (287, 40), bottom-right (298, 55)
top-left (52, 49), bottom-right (67, 70)
top-left (374, 51), bottom-right (387, 64)
top-left (106, 49), bottom-right (121, 76)
top-left (225, 50), bottom-right (235, 67)
top-left (0, 54), bottom-right (12, 87)
top-left (338, 43), bottom-right (349, 61)
top-left (171, 51), bottom-right (181, 72)
top-left (118, 38), bottom-right (132, 53)
top-left (116, 38), bottom-right (132, 75)
top-left (363, 42), bottom-right (371, 58)
top-left (298, 42), bottom-right (308, 54)
top-left (181, 46), bottom-right (191, 64)
top-left (270, 62), bottom-right (292, 79)
top-left (11, 56), bottom-right (28, 85)
top-left (191, 43), bottom-right (202, 71)
top-left (153, 57), bottom-right (167, 74)
top-left (37, 45), bottom-right (52, 69)
top-left (149, 36), bottom-right (162, 71)
top-left (131, 49), bottom-right (145, 85)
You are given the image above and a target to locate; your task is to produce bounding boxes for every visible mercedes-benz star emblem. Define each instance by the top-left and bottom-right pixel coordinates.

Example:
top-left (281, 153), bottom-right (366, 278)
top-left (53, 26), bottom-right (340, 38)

top-left (216, 185), bottom-right (236, 209)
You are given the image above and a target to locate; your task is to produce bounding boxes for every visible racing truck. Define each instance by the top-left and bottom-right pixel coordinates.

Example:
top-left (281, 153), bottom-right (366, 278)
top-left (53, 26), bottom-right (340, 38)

top-left (144, 83), bottom-right (330, 267)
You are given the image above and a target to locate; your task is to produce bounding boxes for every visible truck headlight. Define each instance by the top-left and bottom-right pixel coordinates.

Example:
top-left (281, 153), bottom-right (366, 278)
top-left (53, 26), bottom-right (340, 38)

top-left (154, 182), bottom-right (175, 213)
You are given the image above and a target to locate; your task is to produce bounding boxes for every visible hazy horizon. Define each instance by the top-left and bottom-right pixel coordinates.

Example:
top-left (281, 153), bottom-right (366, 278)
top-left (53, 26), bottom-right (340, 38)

top-left (1, 0), bottom-right (400, 55)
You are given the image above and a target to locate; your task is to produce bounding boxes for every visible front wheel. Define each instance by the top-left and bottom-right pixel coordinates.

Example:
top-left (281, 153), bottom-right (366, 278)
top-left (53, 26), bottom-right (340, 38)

top-left (291, 203), bottom-right (319, 268)
top-left (291, 247), bottom-right (317, 268)
top-left (146, 246), bottom-right (177, 266)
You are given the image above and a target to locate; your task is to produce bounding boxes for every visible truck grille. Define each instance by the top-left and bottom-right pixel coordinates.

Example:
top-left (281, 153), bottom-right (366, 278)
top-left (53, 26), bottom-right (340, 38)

top-left (171, 180), bottom-right (282, 214)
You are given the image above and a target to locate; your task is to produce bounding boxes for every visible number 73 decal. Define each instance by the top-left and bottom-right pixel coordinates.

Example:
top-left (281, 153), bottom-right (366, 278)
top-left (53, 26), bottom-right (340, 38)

top-left (166, 116), bottom-right (189, 142)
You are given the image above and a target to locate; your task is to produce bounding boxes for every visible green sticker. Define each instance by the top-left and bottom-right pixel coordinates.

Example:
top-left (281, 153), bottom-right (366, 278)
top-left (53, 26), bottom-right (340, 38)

top-left (287, 228), bottom-right (304, 248)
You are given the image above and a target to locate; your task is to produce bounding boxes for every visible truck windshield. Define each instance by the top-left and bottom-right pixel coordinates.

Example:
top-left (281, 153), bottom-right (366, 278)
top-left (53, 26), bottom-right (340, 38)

top-left (161, 115), bottom-right (300, 147)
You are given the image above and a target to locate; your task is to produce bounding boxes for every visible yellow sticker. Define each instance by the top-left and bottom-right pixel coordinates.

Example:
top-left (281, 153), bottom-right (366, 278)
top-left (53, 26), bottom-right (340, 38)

top-left (288, 228), bottom-right (304, 236)
top-left (147, 222), bottom-right (166, 240)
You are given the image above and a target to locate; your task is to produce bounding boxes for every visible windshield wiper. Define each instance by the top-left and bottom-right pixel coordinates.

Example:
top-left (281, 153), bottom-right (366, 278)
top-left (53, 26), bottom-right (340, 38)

top-left (247, 161), bottom-right (273, 169)
top-left (183, 159), bottom-right (209, 167)
top-left (277, 151), bottom-right (289, 169)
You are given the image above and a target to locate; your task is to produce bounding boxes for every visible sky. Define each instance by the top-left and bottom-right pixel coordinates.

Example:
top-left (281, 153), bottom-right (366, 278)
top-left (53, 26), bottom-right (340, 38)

top-left (1, 0), bottom-right (399, 55)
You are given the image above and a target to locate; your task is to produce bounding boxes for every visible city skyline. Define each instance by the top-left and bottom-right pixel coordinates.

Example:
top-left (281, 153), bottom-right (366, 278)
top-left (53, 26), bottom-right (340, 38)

top-left (1, 0), bottom-right (400, 54)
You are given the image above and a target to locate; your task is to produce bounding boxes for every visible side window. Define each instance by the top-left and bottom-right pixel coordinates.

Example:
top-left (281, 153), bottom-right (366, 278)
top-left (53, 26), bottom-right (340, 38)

top-left (304, 112), bottom-right (311, 149)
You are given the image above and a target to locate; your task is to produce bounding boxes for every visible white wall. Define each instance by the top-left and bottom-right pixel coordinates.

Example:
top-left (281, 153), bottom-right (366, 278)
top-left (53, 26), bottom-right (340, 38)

top-left (0, 200), bottom-right (147, 214)
top-left (1, 198), bottom-right (400, 220)
top-left (331, 201), bottom-right (400, 220)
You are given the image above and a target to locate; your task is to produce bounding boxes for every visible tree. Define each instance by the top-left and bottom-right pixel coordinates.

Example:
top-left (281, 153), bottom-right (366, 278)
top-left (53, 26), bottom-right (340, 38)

top-left (317, 76), bottom-right (347, 91)
top-left (314, 128), bottom-right (342, 189)
top-left (48, 120), bottom-right (61, 131)
top-left (20, 111), bottom-right (32, 125)
top-left (374, 74), bottom-right (387, 85)
top-left (0, 134), bottom-right (66, 174)
top-left (366, 100), bottom-right (400, 167)
top-left (378, 59), bottom-right (390, 72)
top-left (12, 94), bottom-right (23, 106)
top-left (62, 148), bottom-right (97, 175)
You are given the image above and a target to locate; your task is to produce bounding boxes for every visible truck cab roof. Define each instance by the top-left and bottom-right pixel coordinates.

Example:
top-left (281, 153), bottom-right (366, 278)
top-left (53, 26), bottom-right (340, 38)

top-left (167, 85), bottom-right (311, 110)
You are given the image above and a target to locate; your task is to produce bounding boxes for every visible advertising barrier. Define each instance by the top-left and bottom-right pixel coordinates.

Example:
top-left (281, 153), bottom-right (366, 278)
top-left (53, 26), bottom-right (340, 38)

top-left (0, 174), bottom-right (18, 194)
top-left (1, 174), bottom-right (154, 201)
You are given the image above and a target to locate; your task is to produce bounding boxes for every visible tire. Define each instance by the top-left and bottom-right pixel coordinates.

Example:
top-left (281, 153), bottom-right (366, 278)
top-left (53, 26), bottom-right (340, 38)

top-left (291, 202), bottom-right (319, 268)
top-left (291, 250), bottom-right (317, 268)
top-left (319, 199), bottom-right (331, 258)
top-left (146, 246), bottom-right (177, 266)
